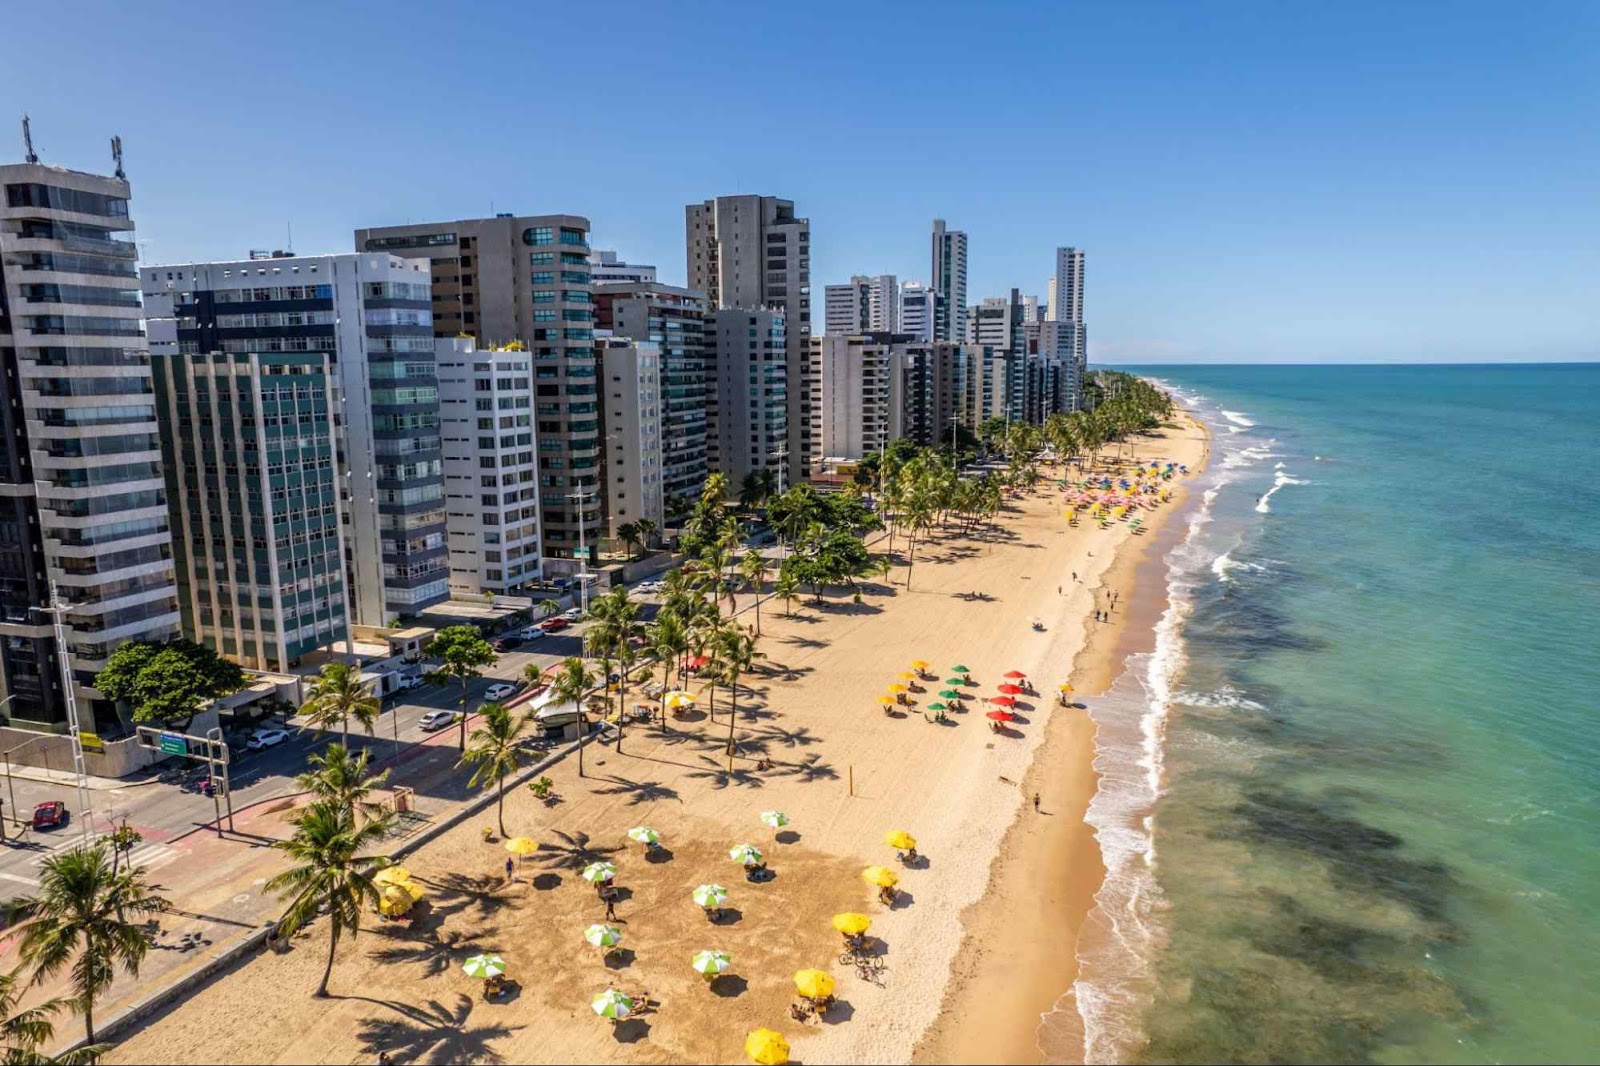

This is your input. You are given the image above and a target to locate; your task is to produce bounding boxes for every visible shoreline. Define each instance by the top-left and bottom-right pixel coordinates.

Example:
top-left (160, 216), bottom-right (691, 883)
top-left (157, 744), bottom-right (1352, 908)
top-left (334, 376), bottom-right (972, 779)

top-left (913, 409), bottom-right (1212, 1065)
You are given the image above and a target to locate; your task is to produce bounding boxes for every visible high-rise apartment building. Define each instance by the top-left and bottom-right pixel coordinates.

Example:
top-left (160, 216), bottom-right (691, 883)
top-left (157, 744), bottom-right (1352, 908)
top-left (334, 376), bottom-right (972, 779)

top-left (685, 196), bottom-right (809, 484)
top-left (0, 159), bottom-right (180, 732)
top-left (805, 334), bottom-right (910, 467)
top-left (1046, 246), bottom-right (1087, 409)
top-left (593, 280), bottom-right (707, 517)
top-left (598, 336), bottom-right (664, 540)
top-left (930, 219), bottom-right (968, 342)
top-left (824, 274), bottom-right (897, 336)
top-left (144, 252), bottom-right (448, 626)
top-left (707, 309), bottom-right (789, 490)
top-left (588, 250), bottom-right (656, 286)
top-left (435, 338), bottom-right (542, 596)
top-left (353, 215), bottom-right (599, 559)
top-left (897, 281), bottom-right (939, 342)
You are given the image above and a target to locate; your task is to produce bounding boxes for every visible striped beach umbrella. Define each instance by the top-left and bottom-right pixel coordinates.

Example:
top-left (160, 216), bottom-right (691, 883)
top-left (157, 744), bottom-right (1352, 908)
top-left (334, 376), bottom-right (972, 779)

top-left (692, 949), bottom-right (733, 976)
top-left (461, 954), bottom-right (506, 979)
top-left (581, 861), bottom-right (617, 883)
top-left (627, 826), bottom-right (661, 846)
top-left (584, 923), bottom-right (622, 948)
top-left (729, 843), bottom-right (764, 866)
top-left (591, 988), bottom-right (634, 1020)
top-left (693, 883), bottom-right (729, 908)
top-left (759, 810), bottom-right (790, 830)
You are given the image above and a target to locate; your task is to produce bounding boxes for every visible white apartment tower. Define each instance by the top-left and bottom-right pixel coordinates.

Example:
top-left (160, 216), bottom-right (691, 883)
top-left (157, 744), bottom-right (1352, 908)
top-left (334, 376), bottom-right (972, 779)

top-left (824, 274), bottom-right (897, 336)
top-left (930, 219), bottom-right (968, 343)
top-left (897, 281), bottom-right (939, 342)
top-left (598, 336), bottom-right (665, 540)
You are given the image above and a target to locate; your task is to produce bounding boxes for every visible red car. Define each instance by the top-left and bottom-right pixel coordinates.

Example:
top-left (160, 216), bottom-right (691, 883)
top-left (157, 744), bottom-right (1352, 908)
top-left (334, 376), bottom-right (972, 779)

top-left (32, 801), bottom-right (67, 830)
top-left (537, 617), bottom-right (569, 632)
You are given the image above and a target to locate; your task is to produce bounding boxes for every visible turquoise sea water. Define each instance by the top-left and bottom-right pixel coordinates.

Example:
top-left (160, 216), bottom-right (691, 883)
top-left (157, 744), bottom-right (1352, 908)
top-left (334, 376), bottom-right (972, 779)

top-left (1069, 365), bottom-right (1600, 1064)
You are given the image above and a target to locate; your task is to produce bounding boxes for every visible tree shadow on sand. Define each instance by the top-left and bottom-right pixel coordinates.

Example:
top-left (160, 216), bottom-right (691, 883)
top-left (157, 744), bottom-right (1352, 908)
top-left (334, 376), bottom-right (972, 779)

top-left (370, 926), bottom-right (484, 978)
top-left (410, 871), bottom-right (508, 926)
top-left (685, 754), bottom-right (766, 791)
top-left (355, 993), bottom-right (519, 1064)
top-left (750, 724), bottom-right (822, 750)
top-left (590, 775), bottom-right (682, 806)
top-left (532, 830), bottom-right (624, 872)
top-left (770, 754), bottom-right (840, 784)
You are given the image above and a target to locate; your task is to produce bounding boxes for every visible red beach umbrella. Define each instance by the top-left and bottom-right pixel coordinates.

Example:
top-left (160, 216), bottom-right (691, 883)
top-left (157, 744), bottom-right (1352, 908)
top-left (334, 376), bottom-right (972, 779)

top-left (986, 710), bottom-right (1015, 722)
top-left (997, 684), bottom-right (1023, 695)
top-left (1003, 670), bottom-right (1027, 679)
top-left (990, 696), bottom-right (1017, 707)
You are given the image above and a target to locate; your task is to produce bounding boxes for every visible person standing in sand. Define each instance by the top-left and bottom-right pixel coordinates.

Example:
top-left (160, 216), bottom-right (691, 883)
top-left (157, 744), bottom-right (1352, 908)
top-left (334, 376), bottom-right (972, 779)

top-left (1033, 792), bottom-right (1041, 813)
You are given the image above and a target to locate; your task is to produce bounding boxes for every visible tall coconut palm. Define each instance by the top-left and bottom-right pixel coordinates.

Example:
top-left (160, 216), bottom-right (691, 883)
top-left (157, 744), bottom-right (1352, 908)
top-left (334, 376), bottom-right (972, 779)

top-left (0, 967), bottom-right (104, 1065)
top-left (266, 799), bottom-right (393, 998)
top-left (774, 568), bottom-right (801, 617)
top-left (296, 743), bottom-right (390, 822)
top-left (636, 518), bottom-right (659, 554)
top-left (549, 656), bottom-right (596, 778)
top-left (6, 845), bottom-right (167, 1044)
top-left (298, 661), bottom-right (380, 741)
top-left (646, 609), bottom-right (688, 731)
top-left (713, 624), bottom-right (762, 771)
top-left (458, 702), bottom-right (527, 838)
top-left (739, 548), bottom-right (771, 636)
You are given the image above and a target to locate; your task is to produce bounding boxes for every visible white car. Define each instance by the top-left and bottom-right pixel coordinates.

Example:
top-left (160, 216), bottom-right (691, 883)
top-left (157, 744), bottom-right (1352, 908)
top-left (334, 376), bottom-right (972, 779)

top-left (516, 627), bottom-right (547, 641)
top-left (396, 674), bottom-right (423, 691)
top-left (418, 709), bottom-right (459, 732)
top-left (246, 728), bottom-right (289, 750)
top-left (561, 607), bottom-right (584, 621)
top-left (484, 682), bottom-right (519, 701)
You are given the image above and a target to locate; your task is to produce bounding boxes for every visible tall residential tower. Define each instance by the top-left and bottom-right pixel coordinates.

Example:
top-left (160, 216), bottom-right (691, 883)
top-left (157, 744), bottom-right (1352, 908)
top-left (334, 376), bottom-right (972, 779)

top-left (930, 219), bottom-right (968, 343)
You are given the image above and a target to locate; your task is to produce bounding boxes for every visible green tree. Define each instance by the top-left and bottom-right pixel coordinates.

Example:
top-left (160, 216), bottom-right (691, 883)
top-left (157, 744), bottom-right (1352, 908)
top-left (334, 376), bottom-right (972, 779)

top-left (616, 521), bottom-right (643, 561)
top-left (739, 548), bottom-right (771, 636)
top-left (0, 966), bottom-right (105, 1065)
top-left (94, 639), bottom-right (243, 727)
top-left (296, 743), bottom-right (390, 822)
top-left (712, 624), bottom-right (762, 771)
top-left (646, 610), bottom-right (688, 731)
top-left (774, 569), bottom-right (801, 617)
top-left (5, 845), bottom-right (167, 1044)
top-left (636, 518), bottom-right (659, 553)
top-left (298, 661), bottom-right (380, 741)
top-left (266, 799), bottom-right (393, 998)
top-left (458, 703), bottom-right (527, 838)
top-left (106, 822), bottom-right (142, 881)
top-left (428, 626), bottom-right (497, 751)
top-left (548, 657), bottom-right (595, 778)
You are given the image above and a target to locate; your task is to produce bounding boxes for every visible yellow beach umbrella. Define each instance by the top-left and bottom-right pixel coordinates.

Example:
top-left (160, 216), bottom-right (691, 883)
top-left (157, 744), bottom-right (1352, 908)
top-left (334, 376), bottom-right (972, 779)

top-left (664, 690), bottom-right (697, 709)
top-left (793, 968), bottom-right (836, 1000)
top-left (884, 829), bottom-right (917, 851)
top-left (911, 660), bottom-right (929, 670)
top-left (896, 671), bottom-right (917, 681)
top-left (832, 912), bottom-right (872, 936)
top-left (1058, 683), bottom-right (1074, 692)
top-left (374, 866), bottom-right (411, 887)
top-left (887, 683), bottom-right (908, 694)
top-left (862, 865), bottom-right (900, 888)
top-left (504, 836), bottom-right (539, 856)
top-left (876, 695), bottom-right (895, 706)
top-left (745, 1028), bottom-right (790, 1065)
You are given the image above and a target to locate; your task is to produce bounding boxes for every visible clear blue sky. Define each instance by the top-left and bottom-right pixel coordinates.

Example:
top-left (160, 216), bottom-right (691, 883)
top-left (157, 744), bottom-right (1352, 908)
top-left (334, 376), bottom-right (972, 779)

top-left (4, 1), bottom-right (1595, 363)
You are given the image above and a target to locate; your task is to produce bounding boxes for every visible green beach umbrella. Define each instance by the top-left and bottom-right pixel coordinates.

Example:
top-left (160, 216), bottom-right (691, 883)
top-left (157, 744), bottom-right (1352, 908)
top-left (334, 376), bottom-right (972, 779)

top-left (627, 826), bottom-right (661, 845)
top-left (951, 665), bottom-right (970, 674)
top-left (592, 989), bottom-right (634, 1019)
top-left (693, 883), bottom-right (729, 908)
top-left (927, 702), bottom-right (948, 712)
top-left (939, 689), bottom-right (963, 699)
top-left (729, 843), bottom-right (764, 865)
top-left (461, 954), bottom-right (506, 979)
top-left (581, 861), bottom-right (618, 883)
top-left (584, 923), bottom-right (623, 948)
top-left (944, 677), bottom-right (966, 687)
top-left (759, 810), bottom-right (790, 829)
top-left (692, 949), bottom-right (733, 976)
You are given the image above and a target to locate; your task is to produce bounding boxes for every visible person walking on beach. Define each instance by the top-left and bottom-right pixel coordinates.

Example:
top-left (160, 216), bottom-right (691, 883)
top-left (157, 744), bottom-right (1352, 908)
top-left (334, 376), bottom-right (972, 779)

top-left (604, 892), bottom-right (618, 922)
top-left (1033, 792), bottom-right (1041, 813)
top-left (504, 857), bottom-right (514, 883)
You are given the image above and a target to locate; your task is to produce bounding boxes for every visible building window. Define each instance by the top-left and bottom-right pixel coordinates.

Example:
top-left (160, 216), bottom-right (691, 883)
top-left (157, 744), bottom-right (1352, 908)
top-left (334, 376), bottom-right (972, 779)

top-left (524, 227), bottom-right (554, 246)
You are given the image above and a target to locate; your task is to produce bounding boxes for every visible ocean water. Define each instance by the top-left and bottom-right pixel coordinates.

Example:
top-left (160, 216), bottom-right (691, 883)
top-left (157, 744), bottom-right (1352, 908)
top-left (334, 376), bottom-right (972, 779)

top-left (1069, 365), bottom-right (1600, 1065)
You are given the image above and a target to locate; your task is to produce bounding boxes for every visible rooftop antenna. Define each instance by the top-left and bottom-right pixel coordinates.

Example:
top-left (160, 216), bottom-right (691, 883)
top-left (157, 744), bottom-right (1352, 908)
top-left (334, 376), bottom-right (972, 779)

top-left (111, 134), bottom-right (124, 179)
top-left (287, 220), bottom-right (294, 255)
top-left (22, 115), bottom-right (37, 164)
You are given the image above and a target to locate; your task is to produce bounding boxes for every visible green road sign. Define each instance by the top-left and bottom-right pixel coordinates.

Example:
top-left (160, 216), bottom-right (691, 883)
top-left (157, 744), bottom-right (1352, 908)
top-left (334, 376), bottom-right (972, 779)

top-left (158, 733), bottom-right (188, 756)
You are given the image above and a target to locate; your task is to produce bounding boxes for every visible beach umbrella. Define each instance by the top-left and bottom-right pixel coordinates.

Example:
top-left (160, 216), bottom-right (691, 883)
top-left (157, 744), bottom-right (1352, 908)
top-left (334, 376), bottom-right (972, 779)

top-left (987, 710), bottom-right (1016, 722)
top-left (927, 702), bottom-right (947, 712)
top-left (581, 861), bottom-right (617, 883)
top-left (911, 660), bottom-right (930, 670)
top-left (938, 689), bottom-right (962, 699)
top-left (997, 684), bottom-right (1023, 695)
top-left (832, 912), bottom-right (873, 936)
top-left (862, 865), bottom-right (900, 888)
top-left (793, 968), bottom-right (836, 1000)
top-left (745, 1028), bottom-right (790, 1065)
top-left (896, 671), bottom-right (917, 681)
top-left (876, 695), bottom-right (895, 706)
top-left (592, 989), bottom-right (634, 1020)
top-left (1003, 670), bottom-right (1027, 679)
top-left (729, 843), bottom-right (764, 866)
top-left (664, 690), bottom-right (697, 709)
top-left (1058, 683), bottom-right (1074, 691)
top-left (584, 923), bottom-right (623, 948)
top-left (944, 677), bottom-right (967, 687)
top-left (759, 810), bottom-right (790, 830)
top-left (461, 954), bottom-right (506, 979)
top-left (693, 949), bottom-right (733, 976)
top-left (373, 866), bottom-right (411, 887)
top-left (379, 883), bottom-right (418, 917)
top-left (504, 836), bottom-right (539, 856)
top-left (951, 665), bottom-right (970, 674)
top-left (990, 696), bottom-right (1017, 707)
top-left (884, 829), bottom-right (917, 851)
top-left (887, 682), bottom-right (908, 694)
top-left (693, 883), bottom-right (730, 908)
top-left (627, 826), bottom-right (661, 846)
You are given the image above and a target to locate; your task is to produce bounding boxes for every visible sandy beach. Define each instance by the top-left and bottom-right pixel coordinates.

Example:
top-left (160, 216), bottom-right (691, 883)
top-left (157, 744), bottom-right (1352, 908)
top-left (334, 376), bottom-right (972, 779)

top-left (106, 414), bottom-right (1208, 1066)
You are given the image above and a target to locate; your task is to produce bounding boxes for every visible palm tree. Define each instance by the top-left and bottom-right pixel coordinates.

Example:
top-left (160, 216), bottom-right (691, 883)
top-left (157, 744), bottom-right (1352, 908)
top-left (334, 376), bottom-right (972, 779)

top-left (636, 518), bottom-right (659, 554)
top-left (646, 610), bottom-right (688, 731)
top-left (458, 703), bottom-right (527, 838)
top-left (0, 967), bottom-right (104, 1065)
top-left (739, 548), bottom-right (771, 636)
top-left (266, 799), bottom-right (393, 998)
top-left (713, 624), bottom-right (762, 771)
top-left (297, 743), bottom-right (390, 822)
top-left (6, 845), bottom-right (167, 1044)
top-left (549, 657), bottom-right (595, 778)
top-left (298, 661), bottom-right (380, 741)
top-left (616, 521), bottom-right (642, 561)
top-left (774, 568), bottom-right (801, 617)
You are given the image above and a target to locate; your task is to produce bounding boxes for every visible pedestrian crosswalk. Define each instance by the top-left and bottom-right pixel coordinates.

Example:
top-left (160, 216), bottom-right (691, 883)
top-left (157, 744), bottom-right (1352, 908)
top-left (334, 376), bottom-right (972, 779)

top-left (15, 834), bottom-right (183, 873)
top-left (123, 842), bottom-right (183, 874)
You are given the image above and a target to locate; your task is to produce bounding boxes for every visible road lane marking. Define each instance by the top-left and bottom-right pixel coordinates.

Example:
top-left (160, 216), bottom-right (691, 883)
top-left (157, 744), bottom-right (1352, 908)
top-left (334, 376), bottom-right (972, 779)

top-left (0, 872), bottom-right (39, 886)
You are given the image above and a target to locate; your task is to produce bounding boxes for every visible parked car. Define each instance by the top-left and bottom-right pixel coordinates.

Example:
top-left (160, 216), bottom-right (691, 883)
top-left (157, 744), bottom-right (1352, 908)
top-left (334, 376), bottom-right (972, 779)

top-left (418, 709), bottom-right (459, 732)
top-left (515, 627), bottom-right (547, 642)
top-left (31, 801), bottom-right (67, 831)
top-left (396, 673), bottom-right (424, 691)
top-left (484, 682), bottom-right (519, 701)
top-left (492, 636), bottom-right (523, 652)
top-left (561, 607), bottom-right (584, 622)
top-left (246, 728), bottom-right (289, 750)
top-left (537, 617), bottom-right (569, 632)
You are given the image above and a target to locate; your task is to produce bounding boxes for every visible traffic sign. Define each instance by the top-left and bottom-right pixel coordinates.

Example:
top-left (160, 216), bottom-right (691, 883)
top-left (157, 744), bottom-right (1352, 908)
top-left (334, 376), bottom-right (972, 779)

top-left (158, 733), bottom-right (188, 756)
